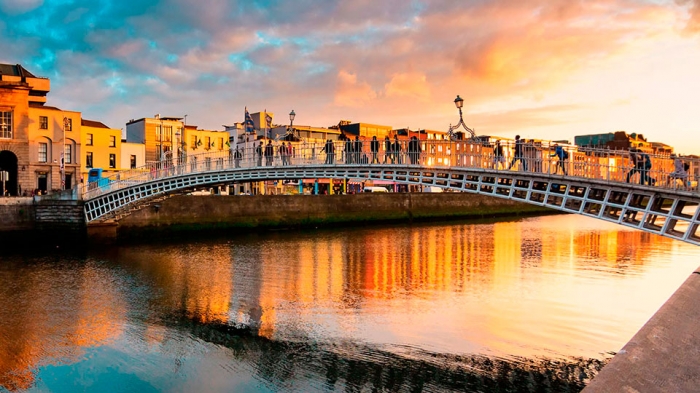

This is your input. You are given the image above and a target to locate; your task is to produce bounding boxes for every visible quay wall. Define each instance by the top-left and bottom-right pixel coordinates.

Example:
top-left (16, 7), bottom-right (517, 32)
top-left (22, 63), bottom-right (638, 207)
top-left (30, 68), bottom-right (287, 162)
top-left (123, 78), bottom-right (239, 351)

top-left (0, 198), bottom-right (85, 248)
top-left (115, 193), bottom-right (553, 239)
top-left (0, 193), bottom-right (554, 244)
top-left (0, 198), bottom-right (34, 231)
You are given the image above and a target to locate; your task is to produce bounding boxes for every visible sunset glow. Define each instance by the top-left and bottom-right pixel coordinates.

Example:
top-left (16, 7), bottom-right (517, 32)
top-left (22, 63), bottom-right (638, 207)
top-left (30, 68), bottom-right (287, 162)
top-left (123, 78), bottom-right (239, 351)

top-left (1, 0), bottom-right (699, 152)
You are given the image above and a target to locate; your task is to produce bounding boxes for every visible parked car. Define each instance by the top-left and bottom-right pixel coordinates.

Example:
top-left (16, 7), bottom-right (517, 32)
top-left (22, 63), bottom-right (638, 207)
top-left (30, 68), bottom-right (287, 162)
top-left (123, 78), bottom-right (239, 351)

top-left (188, 188), bottom-right (212, 196)
top-left (363, 186), bottom-right (389, 193)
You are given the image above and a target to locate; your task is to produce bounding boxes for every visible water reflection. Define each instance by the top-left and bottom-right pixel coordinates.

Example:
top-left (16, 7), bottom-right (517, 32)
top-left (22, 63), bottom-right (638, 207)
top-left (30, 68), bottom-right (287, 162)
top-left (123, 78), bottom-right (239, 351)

top-left (1, 215), bottom-right (698, 392)
top-left (0, 258), bottom-right (127, 391)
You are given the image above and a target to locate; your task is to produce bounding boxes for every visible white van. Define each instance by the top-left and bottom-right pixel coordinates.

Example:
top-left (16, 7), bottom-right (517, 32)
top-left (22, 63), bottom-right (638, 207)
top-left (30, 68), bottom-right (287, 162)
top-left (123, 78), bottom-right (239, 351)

top-left (188, 188), bottom-right (212, 196)
top-left (423, 186), bottom-right (443, 193)
top-left (363, 186), bottom-right (388, 193)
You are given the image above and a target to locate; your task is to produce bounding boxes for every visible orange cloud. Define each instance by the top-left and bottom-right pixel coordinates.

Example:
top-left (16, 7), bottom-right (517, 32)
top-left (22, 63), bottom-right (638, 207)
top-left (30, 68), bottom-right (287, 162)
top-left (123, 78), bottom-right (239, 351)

top-left (385, 72), bottom-right (431, 101)
top-left (334, 70), bottom-right (378, 107)
top-left (449, 2), bottom-right (673, 90)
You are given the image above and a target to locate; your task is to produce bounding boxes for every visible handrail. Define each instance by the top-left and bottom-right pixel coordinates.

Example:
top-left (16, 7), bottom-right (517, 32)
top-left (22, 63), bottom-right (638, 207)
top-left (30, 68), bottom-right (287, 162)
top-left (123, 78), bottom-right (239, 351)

top-left (81, 138), bottom-right (700, 200)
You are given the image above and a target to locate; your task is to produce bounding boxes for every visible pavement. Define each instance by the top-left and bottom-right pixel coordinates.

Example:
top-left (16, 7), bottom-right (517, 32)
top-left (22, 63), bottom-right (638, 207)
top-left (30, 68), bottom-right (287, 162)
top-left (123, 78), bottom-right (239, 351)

top-left (583, 268), bottom-right (700, 393)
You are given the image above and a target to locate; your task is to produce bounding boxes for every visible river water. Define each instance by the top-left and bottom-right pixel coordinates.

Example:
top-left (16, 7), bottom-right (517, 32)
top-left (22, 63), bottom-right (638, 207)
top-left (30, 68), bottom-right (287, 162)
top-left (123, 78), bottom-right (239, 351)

top-left (1, 214), bottom-right (698, 392)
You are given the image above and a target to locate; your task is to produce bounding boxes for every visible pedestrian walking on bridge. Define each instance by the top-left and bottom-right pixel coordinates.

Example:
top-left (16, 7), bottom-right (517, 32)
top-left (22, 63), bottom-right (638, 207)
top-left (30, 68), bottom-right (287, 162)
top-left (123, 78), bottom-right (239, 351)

top-left (625, 148), bottom-right (643, 184)
top-left (370, 136), bottom-right (380, 164)
top-left (550, 144), bottom-right (568, 175)
top-left (507, 135), bottom-right (527, 171)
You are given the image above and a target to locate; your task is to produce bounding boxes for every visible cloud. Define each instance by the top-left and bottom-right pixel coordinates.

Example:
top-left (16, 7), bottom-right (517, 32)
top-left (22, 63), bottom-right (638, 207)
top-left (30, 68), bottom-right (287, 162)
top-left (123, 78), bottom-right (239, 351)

top-left (334, 70), bottom-right (377, 107)
top-left (1, 0), bottom-right (698, 151)
top-left (0, 0), bottom-right (42, 15)
top-left (680, 0), bottom-right (700, 31)
top-left (385, 72), bottom-right (431, 101)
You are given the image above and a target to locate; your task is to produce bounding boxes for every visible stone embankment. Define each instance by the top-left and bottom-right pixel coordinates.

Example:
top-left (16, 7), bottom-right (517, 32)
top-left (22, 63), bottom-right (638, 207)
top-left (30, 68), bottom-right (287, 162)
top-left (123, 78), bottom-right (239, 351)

top-left (110, 193), bottom-right (553, 240)
top-left (1, 193), bottom-right (552, 246)
top-left (0, 198), bottom-right (85, 248)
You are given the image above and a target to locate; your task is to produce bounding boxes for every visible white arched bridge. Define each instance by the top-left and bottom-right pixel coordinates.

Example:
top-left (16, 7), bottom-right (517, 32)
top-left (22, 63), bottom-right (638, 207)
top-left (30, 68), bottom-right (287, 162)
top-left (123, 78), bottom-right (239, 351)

top-left (80, 139), bottom-right (700, 246)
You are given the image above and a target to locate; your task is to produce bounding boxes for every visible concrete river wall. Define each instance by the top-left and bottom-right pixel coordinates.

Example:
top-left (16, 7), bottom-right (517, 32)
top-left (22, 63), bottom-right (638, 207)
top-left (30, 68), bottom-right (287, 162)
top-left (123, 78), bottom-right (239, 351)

top-left (0, 198), bottom-right (84, 247)
top-left (109, 193), bottom-right (553, 240)
top-left (0, 193), bottom-right (553, 244)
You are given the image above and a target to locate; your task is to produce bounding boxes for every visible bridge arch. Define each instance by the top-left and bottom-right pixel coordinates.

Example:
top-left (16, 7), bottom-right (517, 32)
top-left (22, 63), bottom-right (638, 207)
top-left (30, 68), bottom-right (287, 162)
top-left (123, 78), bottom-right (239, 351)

top-left (83, 163), bottom-right (700, 246)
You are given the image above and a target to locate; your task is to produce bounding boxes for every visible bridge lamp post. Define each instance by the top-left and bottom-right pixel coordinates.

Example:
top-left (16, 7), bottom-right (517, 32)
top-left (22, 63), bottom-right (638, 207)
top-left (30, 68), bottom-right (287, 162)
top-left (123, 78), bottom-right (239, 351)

top-left (181, 114), bottom-right (187, 166)
top-left (447, 95), bottom-right (477, 166)
top-left (289, 110), bottom-right (296, 139)
top-left (447, 95), bottom-right (476, 141)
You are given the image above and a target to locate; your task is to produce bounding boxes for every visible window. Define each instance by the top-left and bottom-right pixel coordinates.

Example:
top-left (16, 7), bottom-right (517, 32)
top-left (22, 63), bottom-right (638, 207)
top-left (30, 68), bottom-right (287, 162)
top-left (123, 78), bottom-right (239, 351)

top-left (64, 118), bottom-right (72, 131)
top-left (86, 133), bottom-right (93, 146)
top-left (109, 154), bottom-right (116, 168)
top-left (38, 143), bottom-right (47, 162)
top-left (205, 136), bottom-right (211, 150)
top-left (218, 137), bottom-right (224, 150)
top-left (64, 145), bottom-right (72, 164)
top-left (86, 152), bottom-right (93, 168)
top-left (163, 126), bottom-right (172, 142)
top-left (39, 116), bottom-right (48, 129)
top-left (191, 135), bottom-right (197, 149)
top-left (110, 135), bottom-right (116, 147)
top-left (0, 111), bottom-right (12, 139)
top-left (130, 155), bottom-right (136, 169)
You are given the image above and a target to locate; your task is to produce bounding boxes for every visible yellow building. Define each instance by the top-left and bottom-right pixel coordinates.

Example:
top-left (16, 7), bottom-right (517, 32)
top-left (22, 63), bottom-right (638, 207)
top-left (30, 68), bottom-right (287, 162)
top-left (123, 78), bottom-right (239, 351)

top-left (125, 116), bottom-right (230, 165)
top-left (80, 119), bottom-right (122, 182)
top-left (1, 63), bottom-right (82, 195)
top-left (183, 125), bottom-right (230, 155)
top-left (125, 115), bottom-right (184, 163)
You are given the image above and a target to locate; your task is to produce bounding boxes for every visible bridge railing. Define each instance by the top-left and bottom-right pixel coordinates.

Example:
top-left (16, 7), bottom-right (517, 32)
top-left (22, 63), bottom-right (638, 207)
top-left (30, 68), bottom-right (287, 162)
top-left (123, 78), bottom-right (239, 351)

top-left (81, 138), bottom-right (700, 200)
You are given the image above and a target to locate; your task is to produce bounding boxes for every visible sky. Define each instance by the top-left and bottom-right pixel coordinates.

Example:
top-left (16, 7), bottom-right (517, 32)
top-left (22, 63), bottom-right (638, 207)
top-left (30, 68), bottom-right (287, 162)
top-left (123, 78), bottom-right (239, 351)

top-left (1, 0), bottom-right (699, 154)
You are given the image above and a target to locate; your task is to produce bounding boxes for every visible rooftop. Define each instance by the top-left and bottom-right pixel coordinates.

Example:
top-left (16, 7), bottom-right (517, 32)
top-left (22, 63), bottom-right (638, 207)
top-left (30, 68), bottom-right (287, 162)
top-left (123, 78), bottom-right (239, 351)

top-left (0, 63), bottom-right (38, 78)
top-left (81, 119), bottom-right (110, 129)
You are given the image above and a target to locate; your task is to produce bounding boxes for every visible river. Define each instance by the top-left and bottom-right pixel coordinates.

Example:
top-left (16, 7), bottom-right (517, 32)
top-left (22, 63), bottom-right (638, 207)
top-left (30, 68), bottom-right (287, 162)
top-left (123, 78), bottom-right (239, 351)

top-left (1, 214), bottom-right (698, 392)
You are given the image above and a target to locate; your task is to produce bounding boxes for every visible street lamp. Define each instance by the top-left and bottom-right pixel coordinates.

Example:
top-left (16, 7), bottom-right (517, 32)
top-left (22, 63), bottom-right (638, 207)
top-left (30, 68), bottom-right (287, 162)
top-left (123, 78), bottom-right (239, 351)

top-left (179, 114), bottom-right (187, 165)
top-left (289, 110), bottom-right (296, 139)
top-left (447, 95), bottom-right (475, 141)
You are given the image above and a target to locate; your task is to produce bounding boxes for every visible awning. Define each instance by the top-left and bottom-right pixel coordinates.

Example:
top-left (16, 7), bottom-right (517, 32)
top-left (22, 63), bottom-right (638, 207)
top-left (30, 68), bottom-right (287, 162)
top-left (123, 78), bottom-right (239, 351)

top-left (367, 180), bottom-right (396, 185)
top-left (302, 179), bottom-right (332, 184)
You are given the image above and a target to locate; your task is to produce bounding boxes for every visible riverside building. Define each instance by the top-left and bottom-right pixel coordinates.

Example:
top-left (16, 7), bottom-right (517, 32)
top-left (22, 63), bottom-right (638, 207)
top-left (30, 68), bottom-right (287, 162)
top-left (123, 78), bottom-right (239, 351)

top-left (0, 63), bottom-right (81, 195)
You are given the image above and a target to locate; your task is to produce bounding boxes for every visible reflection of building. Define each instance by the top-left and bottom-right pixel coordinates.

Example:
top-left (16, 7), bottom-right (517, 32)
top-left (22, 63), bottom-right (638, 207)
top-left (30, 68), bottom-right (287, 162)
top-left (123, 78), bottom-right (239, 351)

top-left (119, 246), bottom-right (234, 324)
top-left (0, 63), bottom-right (82, 194)
top-left (0, 266), bottom-right (126, 391)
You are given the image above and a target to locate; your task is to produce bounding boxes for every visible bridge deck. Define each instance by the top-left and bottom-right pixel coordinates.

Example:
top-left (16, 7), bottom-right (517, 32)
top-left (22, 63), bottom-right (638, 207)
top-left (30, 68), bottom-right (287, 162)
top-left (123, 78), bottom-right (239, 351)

top-left (79, 140), bottom-right (700, 246)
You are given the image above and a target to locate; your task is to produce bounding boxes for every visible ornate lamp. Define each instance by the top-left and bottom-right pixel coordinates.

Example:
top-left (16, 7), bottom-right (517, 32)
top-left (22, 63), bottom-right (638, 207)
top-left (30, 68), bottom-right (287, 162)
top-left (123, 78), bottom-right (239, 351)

top-left (447, 95), bottom-right (475, 141)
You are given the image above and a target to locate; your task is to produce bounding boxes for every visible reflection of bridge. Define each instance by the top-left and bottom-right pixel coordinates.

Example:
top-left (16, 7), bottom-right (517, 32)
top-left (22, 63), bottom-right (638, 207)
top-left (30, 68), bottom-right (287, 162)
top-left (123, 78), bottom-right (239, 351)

top-left (82, 140), bottom-right (700, 246)
top-left (167, 314), bottom-right (600, 392)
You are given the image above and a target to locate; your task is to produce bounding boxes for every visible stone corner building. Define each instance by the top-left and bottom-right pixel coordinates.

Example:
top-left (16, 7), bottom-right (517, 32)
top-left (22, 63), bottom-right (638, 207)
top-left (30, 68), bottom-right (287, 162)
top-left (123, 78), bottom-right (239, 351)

top-left (0, 63), bottom-right (81, 196)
